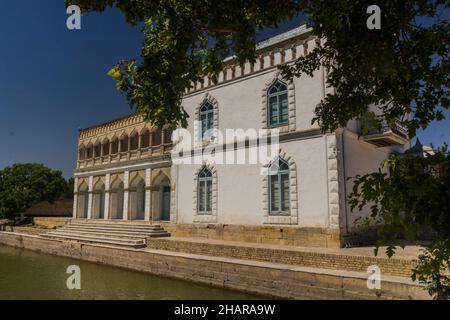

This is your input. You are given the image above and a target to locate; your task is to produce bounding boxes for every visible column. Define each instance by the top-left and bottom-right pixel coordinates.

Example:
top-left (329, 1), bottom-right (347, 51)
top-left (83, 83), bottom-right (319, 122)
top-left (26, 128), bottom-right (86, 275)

top-left (104, 173), bottom-right (111, 220)
top-left (144, 168), bottom-right (152, 221)
top-left (87, 176), bottom-right (93, 220)
top-left (72, 177), bottom-right (78, 219)
top-left (122, 171), bottom-right (130, 220)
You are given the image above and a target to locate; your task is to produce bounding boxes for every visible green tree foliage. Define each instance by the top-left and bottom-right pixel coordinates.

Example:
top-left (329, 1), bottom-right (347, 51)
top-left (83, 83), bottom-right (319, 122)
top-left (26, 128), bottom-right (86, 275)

top-left (65, 0), bottom-right (449, 297)
top-left (0, 164), bottom-right (69, 219)
top-left (349, 146), bottom-right (450, 299)
top-left (67, 0), bottom-right (448, 134)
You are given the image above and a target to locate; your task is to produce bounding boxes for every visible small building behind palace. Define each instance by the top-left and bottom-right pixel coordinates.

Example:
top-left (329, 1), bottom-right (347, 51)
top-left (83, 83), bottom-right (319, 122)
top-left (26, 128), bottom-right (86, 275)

top-left (73, 25), bottom-right (410, 248)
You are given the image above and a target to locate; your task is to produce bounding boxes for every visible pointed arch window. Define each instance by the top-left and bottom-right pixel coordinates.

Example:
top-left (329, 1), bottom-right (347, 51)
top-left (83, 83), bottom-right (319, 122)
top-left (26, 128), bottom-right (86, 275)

top-left (78, 147), bottom-right (86, 160)
top-left (200, 102), bottom-right (214, 138)
top-left (197, 167), bottom-right (213, 214)
top-left (102, 140), bottom-right (110, 156)
top-left (94, 142), bottom-right (101, 158)
top-left (111, 138), bottom-right (119, 154)
top-left (86, 145), bottom-right (93, 159)
top-left (120, 135), bottom-right (129, 152)
top-left (130, 133), bottom-right (138, 151)
top-left (152, 128), bottom-right (162, 146)
top-left (268, 157), bottom-right (290, 214)
top-left (140, 130), bottom-right (150, 149)
top-left (267, 80), bottom-right (288, 127)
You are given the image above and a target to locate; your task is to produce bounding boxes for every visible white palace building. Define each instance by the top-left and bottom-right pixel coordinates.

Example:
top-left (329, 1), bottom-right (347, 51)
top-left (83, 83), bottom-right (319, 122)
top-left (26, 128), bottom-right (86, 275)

top-left (72, 25), bottom-right (410, 248)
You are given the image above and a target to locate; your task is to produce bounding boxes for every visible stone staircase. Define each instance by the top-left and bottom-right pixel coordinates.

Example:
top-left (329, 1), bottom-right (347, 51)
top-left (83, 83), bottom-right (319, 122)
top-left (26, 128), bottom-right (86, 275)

top-left (42, 221), bottom-right (170, 248)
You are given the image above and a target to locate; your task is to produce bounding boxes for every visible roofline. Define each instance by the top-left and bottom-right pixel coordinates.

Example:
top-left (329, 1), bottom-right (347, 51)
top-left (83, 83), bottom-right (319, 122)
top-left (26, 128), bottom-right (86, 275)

top-left (78, 112), bottom-right (137, 133)
top-left (79, 24), bottom-right (312, 134)
top-left (223, 23), bottom-right (312, 63)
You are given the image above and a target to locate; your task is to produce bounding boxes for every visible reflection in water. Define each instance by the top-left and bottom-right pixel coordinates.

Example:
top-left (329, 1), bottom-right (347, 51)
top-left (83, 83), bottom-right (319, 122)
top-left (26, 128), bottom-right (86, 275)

top-left (0, 245), bottom-right (260, 300)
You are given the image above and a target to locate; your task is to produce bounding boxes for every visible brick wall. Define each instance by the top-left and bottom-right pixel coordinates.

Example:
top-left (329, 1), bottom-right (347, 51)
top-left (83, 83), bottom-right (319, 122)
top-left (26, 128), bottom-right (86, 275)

top-left (148, 238), bottom-right (416, 277)
top-left (164, 223), bottom-right (342, 248)
top-left (25, 198), bottom-right (73, 217)
top-left (0, 232), bottom-right (429, 300)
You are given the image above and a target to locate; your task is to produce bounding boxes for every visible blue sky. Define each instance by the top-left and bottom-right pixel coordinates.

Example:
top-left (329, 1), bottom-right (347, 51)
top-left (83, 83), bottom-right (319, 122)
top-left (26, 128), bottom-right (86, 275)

top-left (0, 2), bottom-right (448, 178)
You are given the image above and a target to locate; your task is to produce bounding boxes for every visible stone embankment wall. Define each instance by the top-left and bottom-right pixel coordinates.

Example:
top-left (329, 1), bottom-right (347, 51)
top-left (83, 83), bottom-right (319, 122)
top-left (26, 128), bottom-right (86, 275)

top-left (0, 232), bottom-right (429, 300)
top-left (147, 238), bottom-right (416, 277)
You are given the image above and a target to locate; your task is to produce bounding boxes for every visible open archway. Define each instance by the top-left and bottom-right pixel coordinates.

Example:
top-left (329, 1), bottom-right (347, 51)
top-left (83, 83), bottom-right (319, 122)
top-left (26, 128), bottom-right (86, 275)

top-left (128, 175), bottom-right (145, 220)
top-left (92, 179), bottom-right (105, 219)
top-left (151, 171), bottom-right (171, 221)
top-left (76, 181), bottom-right (89, 218)
top-left (109, 176), bottom-right (124, 219)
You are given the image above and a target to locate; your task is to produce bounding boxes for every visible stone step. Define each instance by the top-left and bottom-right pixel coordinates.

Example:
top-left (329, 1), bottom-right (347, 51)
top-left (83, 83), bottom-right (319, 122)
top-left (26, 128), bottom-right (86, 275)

top-left (146, 238), bottom-right (417, 277)
top-left (42, 221), bottom-right (171, 248)
top-left (48, 229), bottom-right (151, 239)
top-left (64, 225), bottom-right (166, 234)
top-left (42, 233), bottom-right (147, 249)
top-left (54, 228), bottom-right (170, 239)
top-left (68, 222), bottom-right (163, 231)
top-left (45, 231), bottom-right (146, 243)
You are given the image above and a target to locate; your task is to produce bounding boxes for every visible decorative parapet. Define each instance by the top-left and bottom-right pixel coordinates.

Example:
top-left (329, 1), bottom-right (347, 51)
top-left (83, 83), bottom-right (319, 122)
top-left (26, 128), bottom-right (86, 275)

top-left (186, 25), bottom-right (314, 96)
top-left (79, 114), bottom-right (144, 140)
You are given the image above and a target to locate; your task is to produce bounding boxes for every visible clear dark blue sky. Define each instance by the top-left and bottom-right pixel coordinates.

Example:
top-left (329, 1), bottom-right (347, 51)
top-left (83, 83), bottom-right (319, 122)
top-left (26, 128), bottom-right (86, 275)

top-left (0, 2), bottom-right (448, 178)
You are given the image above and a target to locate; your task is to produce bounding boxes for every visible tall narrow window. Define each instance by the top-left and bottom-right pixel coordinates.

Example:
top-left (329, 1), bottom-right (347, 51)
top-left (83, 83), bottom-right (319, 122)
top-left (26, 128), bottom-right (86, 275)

top-left (197, 167), bottom-right (212, 214)
top-left (140, 130), bottom-right (150, 148)
top-left (86, 145), bottom-right (93, 159)
top-left (78, 147), bottom-right (85, 160)
top-left (94, 143), bottom-right (101, 158)
top-left (267, 80), bottom-right (288, 127)
top-left (130, 133), bottom-right (138, 150)
top-left (120, 135), bottom-right (128, 152)
top-left (102, 140), bottom-right (110, 156)
top-left (152, 128), bottom-right (162, 146)
top-left (200, 102), bottom-right (214, 138)
top-left (269, 158), bottom-right (290, 214)
top-left (111, 138), bottom-right (119, 154)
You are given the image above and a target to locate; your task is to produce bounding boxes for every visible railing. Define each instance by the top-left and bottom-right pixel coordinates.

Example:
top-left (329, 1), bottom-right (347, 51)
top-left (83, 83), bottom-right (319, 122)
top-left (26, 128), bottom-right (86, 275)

top-left (77, 143), bottom-right (173, 169)
top-left (360, 116), bottom-right (409, 140)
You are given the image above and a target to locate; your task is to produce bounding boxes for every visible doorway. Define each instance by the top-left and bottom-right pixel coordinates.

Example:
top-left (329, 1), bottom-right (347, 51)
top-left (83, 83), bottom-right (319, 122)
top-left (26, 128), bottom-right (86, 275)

top-left (161, 186), bottom-right (171, 221)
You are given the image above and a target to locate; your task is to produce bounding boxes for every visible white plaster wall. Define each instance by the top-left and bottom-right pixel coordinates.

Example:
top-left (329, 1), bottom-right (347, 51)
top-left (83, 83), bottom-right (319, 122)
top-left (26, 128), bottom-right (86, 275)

top-left (181, 66), bottom-right (325, 135)
top-left (342, 131), bottom-right (407, 231)
top-left (174, 136), bottom-right (329, 228)
top-left (175, 63), bottom-right (329, 227)
top-left (293, 69), bottom-right (323, 131)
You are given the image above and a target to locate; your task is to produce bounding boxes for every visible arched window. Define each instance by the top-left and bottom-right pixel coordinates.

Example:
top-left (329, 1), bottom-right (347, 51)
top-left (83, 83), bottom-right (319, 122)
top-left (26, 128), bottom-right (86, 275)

top-left (120, 135), bottom-right (129, 152)
top-left (111, 138), bottom-right (119, 154)
top-left (200, 102), bottom-right (214, 138)
top-left (94, 142), bottom-right (101, 158)
top-left (130, 132), bottom-right (138, 151)
top-left (268, 157), bottom-right (290, 214)
top-left (140, 129), bottom-right (150, 148)
top-left (197, 167), bottom-right (213, 214)
top-left (102, 139), bottom-right (110, 156)
top-left (267, 80), bottom-right (288, 127)
top-left (78, 146), bottom-right (85, 160)
top-left (163, 127), bottom-right (173, 144)
top-left (86, 144), bottom-right (93, 159)
top-left (152, 128), bottom-right (162, 146)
